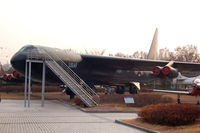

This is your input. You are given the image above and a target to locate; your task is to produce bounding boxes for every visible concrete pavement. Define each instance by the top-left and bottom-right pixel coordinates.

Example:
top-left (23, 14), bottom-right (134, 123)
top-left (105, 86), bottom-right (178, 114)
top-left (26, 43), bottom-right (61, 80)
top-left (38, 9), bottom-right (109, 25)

top-left (0, 99), bottom-right (145, 133)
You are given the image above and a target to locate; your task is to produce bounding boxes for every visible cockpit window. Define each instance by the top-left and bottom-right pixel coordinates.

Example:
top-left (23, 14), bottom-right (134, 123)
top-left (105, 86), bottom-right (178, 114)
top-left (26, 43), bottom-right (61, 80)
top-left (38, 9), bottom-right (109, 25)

top-left (18, 46), bottom-right (27, 52)
top-left (18, 45), bottom-right (35, 52)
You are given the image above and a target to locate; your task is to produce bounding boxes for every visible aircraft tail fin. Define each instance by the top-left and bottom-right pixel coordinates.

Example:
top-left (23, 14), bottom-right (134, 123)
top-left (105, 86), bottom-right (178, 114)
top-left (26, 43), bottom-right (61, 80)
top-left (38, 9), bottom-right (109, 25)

top-left (147, 28), bottom-right (158, 60)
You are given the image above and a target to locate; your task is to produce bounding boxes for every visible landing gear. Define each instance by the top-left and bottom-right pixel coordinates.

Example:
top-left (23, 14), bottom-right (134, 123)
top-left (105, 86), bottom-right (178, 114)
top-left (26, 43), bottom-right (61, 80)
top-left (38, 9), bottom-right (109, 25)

top-left (177, 94), bottom-right (200, 105)
top-left (129, 85), bottom-right (138, 94)
top-left (115, 84), bottom-right (138, 94)
top-left (116, 86), bottom-right (125, 94)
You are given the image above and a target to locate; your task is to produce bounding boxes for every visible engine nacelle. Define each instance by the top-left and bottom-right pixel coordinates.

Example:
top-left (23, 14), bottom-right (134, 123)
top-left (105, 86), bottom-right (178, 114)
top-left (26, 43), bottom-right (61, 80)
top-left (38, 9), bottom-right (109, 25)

top-left (3, 74), bottom-right (8, 80)
top-left (152, 66), bottom-right (163, 76)
top-left (8, 74), bottom-right (13, 80)
top-left (152, 66), bottom-right (178, 78)
top-left (12, 71), bottom-right (18, 77)
top-left (162, 66), bottom-right (178, 78)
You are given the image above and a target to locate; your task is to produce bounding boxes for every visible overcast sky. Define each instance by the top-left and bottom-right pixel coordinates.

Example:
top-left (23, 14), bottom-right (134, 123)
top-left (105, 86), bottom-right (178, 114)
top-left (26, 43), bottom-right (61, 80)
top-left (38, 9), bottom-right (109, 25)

top-left (1, 0), bottom-right (200, 63)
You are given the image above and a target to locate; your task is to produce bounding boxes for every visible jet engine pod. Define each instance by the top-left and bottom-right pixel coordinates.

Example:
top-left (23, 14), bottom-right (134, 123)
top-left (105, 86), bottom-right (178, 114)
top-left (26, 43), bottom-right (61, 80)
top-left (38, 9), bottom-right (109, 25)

top-left (162, 66), bottom-right (170, 75)
top-left (3, 74), bottom-right (8, 80)
top-left (12, 71), bottom-right (18, 77)
top-left (8, 74), bottom-right (13, 80)
top-left (152, 66), bottom-right (162, 76)
top-left (162, 66), bottom-right (178, 78)
top-left (12, 71), bottom-right (23, 79)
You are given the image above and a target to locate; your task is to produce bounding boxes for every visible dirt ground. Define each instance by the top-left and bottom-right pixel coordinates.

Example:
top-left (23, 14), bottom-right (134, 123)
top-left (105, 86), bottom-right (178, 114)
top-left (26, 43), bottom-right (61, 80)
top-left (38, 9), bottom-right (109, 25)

top-left (123, 118), bottom-right (200, 133)
top-left (0, 91), bottom-right (198, 109)
top-left (0, 92), bottom-right (39, 100)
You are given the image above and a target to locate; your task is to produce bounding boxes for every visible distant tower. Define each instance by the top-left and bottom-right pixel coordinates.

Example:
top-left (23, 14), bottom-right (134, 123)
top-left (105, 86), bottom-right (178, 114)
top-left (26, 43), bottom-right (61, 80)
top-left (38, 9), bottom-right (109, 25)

top-left (147, 28), bottom-right (158, 60)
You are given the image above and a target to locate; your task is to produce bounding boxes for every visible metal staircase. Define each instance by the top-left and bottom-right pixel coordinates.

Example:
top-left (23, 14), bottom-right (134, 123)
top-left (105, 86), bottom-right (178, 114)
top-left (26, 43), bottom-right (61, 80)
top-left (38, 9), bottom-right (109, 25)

top-left (28, 47), bottom-right (99, 107)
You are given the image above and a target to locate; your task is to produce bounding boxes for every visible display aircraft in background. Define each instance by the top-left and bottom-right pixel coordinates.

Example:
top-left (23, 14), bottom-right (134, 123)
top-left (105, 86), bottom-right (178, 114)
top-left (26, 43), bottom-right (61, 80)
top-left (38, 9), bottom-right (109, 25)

top-left (0, 70), bottom-right (53, 85)
top-left (172, 73), bottom-right (200, 90)
top-left (150, 73), bottom-right (200, 104)
top-left (0, 70), bottom-right (24, 84)
top-left (10, 28), bottom-right (200, 99)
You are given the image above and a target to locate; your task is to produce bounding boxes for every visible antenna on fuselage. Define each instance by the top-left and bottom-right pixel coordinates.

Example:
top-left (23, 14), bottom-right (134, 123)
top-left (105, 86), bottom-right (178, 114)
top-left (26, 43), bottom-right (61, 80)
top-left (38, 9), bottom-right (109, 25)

top-left (147, 28), bottom-right (158, 60)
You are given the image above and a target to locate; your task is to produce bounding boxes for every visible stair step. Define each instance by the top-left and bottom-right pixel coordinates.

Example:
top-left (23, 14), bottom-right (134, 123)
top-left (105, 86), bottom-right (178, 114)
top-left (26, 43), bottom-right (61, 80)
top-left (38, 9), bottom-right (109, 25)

top-left (45, 60), bottom-right (98, 107)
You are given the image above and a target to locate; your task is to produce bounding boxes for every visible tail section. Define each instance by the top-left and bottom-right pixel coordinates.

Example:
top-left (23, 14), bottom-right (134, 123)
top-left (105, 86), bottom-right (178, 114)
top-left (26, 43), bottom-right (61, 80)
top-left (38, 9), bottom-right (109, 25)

top-left (147, 28), bottom-right (158, 60)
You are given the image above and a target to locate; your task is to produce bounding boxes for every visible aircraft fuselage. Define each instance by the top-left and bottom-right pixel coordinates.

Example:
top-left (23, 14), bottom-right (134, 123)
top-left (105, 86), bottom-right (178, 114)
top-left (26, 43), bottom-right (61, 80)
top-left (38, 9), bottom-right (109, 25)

top-left (11, 45), bottom-right (161, 87)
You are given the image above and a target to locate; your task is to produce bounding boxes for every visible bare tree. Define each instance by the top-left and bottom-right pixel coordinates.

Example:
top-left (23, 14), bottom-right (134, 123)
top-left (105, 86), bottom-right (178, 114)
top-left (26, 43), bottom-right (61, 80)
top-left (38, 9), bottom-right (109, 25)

top-left (114, 52), bottom-right (128, 58)
top-left (132, 51), bottom-right (147, 59)
top-left (159, 48), bottom-right (175, 61)
top-left (90, 45), bottom-right (200, 63)
top-left (174, 45), bottom-right (200, 62)
top-left (84, 49), bottom-right (106, 55)
top-left (158, 45), bottom-right (200, 62)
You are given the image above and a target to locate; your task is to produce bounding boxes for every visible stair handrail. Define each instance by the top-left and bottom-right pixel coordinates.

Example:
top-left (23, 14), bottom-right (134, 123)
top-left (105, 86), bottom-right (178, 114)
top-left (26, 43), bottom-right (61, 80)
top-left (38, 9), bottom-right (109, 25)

top-left (36, 47), bottom-right (100, 104)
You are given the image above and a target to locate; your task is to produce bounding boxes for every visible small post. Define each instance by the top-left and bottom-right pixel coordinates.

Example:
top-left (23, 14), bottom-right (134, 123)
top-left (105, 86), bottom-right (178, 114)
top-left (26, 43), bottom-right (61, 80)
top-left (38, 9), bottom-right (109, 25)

top-left (41, 62), bottom-right (46, 107)
top-left (24, 61), bottom-right (28, 107)
top-left (177, 94), bottom-right (181, 104)
top-left (197, 95), bottom-right (200, 105)
top-left (28, 61), bottom-right (32, 107)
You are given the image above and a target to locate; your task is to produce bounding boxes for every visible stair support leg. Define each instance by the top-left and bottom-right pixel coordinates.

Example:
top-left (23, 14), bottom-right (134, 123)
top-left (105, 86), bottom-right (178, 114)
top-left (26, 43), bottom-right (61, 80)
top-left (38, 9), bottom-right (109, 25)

top-left (24, 61), bottom-right (28, 107)
top-left (41, 62), bottom-right (46, 107)
top-left (28, 61), bottom-right (32, 107)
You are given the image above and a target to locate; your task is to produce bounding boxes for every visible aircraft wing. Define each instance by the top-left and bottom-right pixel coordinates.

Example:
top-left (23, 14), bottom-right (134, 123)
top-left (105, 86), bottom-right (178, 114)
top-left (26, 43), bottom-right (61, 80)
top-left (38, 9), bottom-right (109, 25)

top-left (82, 55), bottom-right (200, 72)
top-left (176, 77), bottom-right (188, 81)
top-left (151, 89), bottom-right (190, 94)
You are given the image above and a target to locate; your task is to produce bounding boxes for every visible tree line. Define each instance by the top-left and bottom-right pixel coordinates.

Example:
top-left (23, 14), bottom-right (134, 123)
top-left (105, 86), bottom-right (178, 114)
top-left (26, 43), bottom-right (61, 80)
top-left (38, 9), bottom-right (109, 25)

top-left (113, 45), bottom-right (200, 62)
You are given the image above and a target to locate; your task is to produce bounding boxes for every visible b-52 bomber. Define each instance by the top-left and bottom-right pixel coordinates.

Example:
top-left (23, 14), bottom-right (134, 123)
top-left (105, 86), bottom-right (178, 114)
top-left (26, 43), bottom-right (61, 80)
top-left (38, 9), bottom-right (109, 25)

top-left (10, 29), bottom-right (200, 101)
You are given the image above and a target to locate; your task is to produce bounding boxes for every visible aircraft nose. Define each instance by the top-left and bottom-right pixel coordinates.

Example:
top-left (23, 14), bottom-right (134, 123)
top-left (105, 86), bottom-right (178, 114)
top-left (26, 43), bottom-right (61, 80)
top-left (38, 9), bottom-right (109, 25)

top-left (11, 53), bottom-right (24, 65)
top-left (10, 52), bottom-right (26, 73)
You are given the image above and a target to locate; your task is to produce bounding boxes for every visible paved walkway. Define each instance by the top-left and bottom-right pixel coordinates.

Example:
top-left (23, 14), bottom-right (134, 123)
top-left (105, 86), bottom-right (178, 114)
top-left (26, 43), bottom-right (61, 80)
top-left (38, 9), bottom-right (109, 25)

top-left (0, 100), bottom-right (145, 133)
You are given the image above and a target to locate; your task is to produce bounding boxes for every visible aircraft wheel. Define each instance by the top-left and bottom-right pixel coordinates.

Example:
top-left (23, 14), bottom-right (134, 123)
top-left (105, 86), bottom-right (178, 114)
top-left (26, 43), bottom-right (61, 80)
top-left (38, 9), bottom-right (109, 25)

top-left (129, 85), bottom-right (138, 94)
top-left (116, 86), bottom-right (125, 94)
